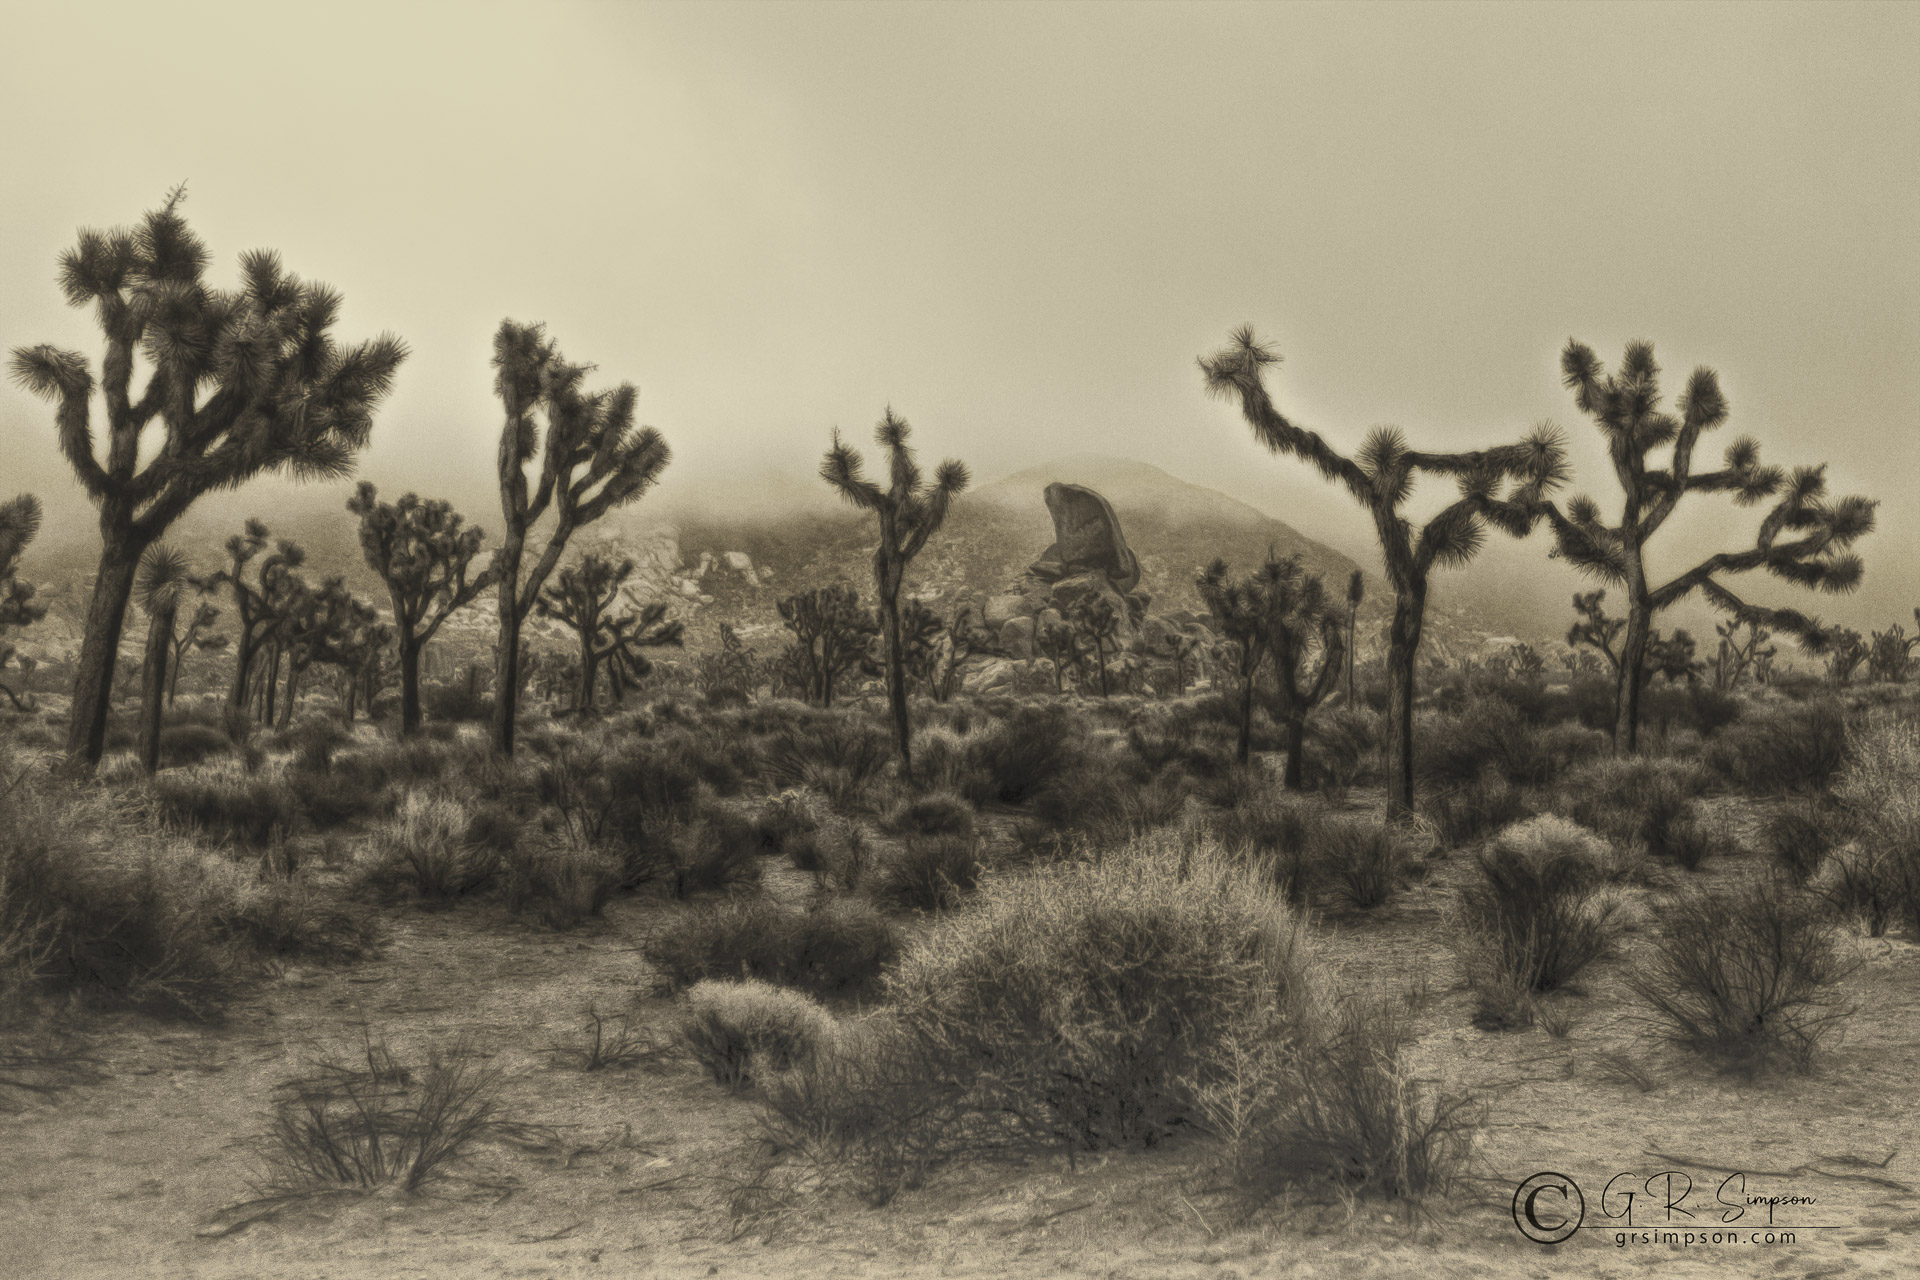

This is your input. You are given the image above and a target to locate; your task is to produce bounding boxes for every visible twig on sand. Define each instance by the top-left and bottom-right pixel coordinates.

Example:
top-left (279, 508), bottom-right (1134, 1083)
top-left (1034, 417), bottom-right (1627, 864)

top-left (1643, 1149), bottom-right (1912, 1193)
top-left (1178, 1193), bottom-right (1215, 1237)
top-left (516, 1219), bottom-right (588, 1244)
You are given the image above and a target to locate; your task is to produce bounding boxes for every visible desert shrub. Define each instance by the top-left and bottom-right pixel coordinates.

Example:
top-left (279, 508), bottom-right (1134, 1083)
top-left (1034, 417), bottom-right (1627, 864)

top-left (886, 790), bottom-right (975, 839)
top-left (1552, 756), bottom-right (1711, 857)
top-left (1205, 994), bottom-right (1480, 1203)
top-left (1421, 769), bottom-right (1531, 851)
top-left (358, 791), bottom-right (499, 904)
top-left (1705, 699), bottom-right (1849, 795)
top-left (1821, 710), bottom-right (1920, 933)
top-left (211, 876), bottom-right (378, 962)
top-left (1629, 885), bottom-right (1856, 1072)
top-left (1301, 706), bottom-right (1382, 791)
top-left (665, 806), bottom-right (763, 899)
top-left (1208, 789), bottom-right (1323, 905)
top-left (959, 701), bottom-right (1084, 807)
top-left (150, 765), bottom-right (302, 849)
top-left (756, 1014), bottom-right (976, 1205)
top-left (642, 897), bottom-right (901, 996)
top-left (1317, 814), bottom-right (1409, 910)
top-left (159, 722), bottom-right (233, 770)
top-left (548, 1006), bottom-right (665, 1072)
top-left (0, 771), bottom-right (256, 1017)
top-left (501, 841), bottom-right (622, 929)
top-left (909, 726), bottom-right (973, 795)
top-left (809, 819), bottom-right (875, 893)
top-left (761, 710), bottom-right (893, 809)
top-left (419, 677), bottom-right (492, 724)
top-left (1761, 802), bottom-right (1842, 886)
top-left (269, 716), bottom-right (353, 770)
top-left (1458, 817), bottom-right (1616, 1016)
top-left (753, 789), bottom-right (824, 854)
top-left (1419, 699), bottom-right (1604, 792)
top-left (873, 834), bottom-right (983, 912)
top-left (680, 979), bottom-right (836, 1089)
top-left (883, 832), bottom-right (1324, 1152)
top-left (258, 1037), bottom-right (509, 1197)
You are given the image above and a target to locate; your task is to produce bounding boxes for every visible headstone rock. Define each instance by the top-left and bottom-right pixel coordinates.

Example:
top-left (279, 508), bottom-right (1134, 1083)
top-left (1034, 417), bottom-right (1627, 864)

top-left (1028, 483), bottom-right (1141, 595)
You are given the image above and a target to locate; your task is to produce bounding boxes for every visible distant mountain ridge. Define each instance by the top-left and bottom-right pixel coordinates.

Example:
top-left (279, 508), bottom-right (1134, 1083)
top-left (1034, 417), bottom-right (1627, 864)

top-left (14, 455), bottom-right (1519, 671)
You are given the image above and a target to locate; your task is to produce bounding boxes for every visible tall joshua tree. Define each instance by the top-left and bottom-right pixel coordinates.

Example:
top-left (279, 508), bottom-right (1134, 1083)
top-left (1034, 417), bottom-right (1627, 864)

top-left (820, 411), bottom-right (969, 776)
top-left (1200, 327), bottom-right (1566, 818)
top-left (1537, 340), bottom-right (1876, 752)
top-left (1198, 559), bottom-right (1275, 767)
top-left (7, 190), bottom-right (405, 766)
top-left (348, 483), bottom-right (495, 735)
top-left (1, 495), bottom-right (48, 712)
top-left (133, 545), bottom-right (193, 773)
top-left (490, 321), bottom-right (670, 756)
top-left (596, 600), bottom-right (683, 705)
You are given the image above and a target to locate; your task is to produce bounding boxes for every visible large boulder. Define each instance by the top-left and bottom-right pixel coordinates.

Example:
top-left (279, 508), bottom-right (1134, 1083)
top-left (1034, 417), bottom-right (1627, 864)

top-left (1028, 483), bottom-right (1141, 595)
top-left (984, 593), bottom-right (1030, 628)
top-left (998, 616), bottom-right (1037, 659)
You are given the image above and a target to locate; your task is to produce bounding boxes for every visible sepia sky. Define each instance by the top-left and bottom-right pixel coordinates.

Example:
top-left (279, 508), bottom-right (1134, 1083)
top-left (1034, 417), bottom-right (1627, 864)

top-left (2, 0), bottom-right (1915, 634)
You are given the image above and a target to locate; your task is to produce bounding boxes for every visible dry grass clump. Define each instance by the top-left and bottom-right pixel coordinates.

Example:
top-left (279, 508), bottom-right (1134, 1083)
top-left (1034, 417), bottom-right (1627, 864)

top-left (356, 790), bottom-right (500, 904)
top-left (1458, 816), bottom-right (1617, 1029)
top-left (1317, 814), bottom-right (1413, 910)
top-left (149, 762), bottom-right (302, 849)
top-left (1629, 884), bottom-right (1857, 1073)
top-left (256, 1036), bottom-right (512, 1198)
top-left (958, 701), bottom-right (1085, 808)
top-left (1420, 770), bottom-right (1531, 851)
top-left (884, 831), bottom-right (1325, 1153)
top-left (1202, 993), bottom-right (1481, 1205)
top-left (1206, 787), bottom-right (1324, 905)
top-left (680, 978), bottom-right (836, 1089)
top-left (1, 764), bottom-right (318, 1017)
top-left (547, 1005), bottom-right (668, 1072)
top-left (872, 834), bottom-right (983, 912)
top-left (501, 840), bottom-right (622, 928)
top-left (886, 790), bottom-right (975, 839)
top-left (1821, 709), bottom-right (1920, 934)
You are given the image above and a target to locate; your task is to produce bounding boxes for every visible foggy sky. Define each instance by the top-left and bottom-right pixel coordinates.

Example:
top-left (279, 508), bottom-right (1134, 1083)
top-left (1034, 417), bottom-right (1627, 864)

top-left (2, 1), bottom-right (1914, 634)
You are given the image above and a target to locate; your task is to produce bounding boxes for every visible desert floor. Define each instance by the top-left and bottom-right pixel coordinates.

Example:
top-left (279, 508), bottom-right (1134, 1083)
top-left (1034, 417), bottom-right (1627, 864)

top-left (5, 824), bottom-right (1917, 1280)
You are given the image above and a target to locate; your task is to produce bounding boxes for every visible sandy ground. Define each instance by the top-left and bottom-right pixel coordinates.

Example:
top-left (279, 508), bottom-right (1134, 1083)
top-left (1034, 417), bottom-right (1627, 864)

top-left (4, 838), bottom-right (1919, 1280)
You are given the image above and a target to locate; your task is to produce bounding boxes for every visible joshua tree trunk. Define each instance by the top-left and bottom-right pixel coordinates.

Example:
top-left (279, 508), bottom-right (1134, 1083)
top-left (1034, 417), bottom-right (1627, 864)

top-left (399, 634), bottom-right (425, 735)
top-left (1236, 673), bottom-right (1254, 767)
top-left (1282, 713), bottom-right (1307, 791)
top-left (491, 534), bottom-right (525, 756)
top-left (575, 630), bottom-right (598, 714)
top-left (1614, 588), bottom-right (1652, 755)
top-left (66, 534), bottom-right (143, 765)
top-left (278, 660), bottom-right (301, 730)
top-left (877, 566), bottom-right (911, 776)
top-left (1382, 579), bottom-right (1426, 821)
top-left (1347, 602), bottom-right (1359, 703)
top-left (138, 602), bottom-right (174, 774)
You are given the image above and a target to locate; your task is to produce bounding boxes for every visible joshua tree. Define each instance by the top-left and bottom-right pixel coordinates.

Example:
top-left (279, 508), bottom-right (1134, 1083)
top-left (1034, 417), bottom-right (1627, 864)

top-left (1819, 627), bottom-right (1870, 685)
top-left (0, 495), bottom-right (47, 712)
top-left (333, 608), bottom-right (392, 723)
top-left (1711, 608), bottom-right (1775, 691)
top-left (7, 190), bottom-right (405, 766)
top-left (1199, 553), bottom-right (1345, 782)
top-left (1537, 339), bottom-right (1875, 752)
top-left (533, 554), bottom-right (634, 713)
top-left (213, 521), bottom-right (306, 724)
top-left (1066, 594), bottom-right (1123, 698)
top-left (1344, 569), bottom-right (1365, 703)
top-left (273, 577), bottom-right (362, 729)
top-left (1036, 618), bottom-right (1083, 694)
top-left (133, 545), bottom-right (194, 772)
top-left (166, 598), bottom-right (227, 705)
top-left (1644, 630), bottom-right (1703, 685)
top-left (922, 603), bottom-right (999, 703)
top-left (777, 585), bottom-right (879, 708)
top-left (820, 411), bottom-right (969, 775)
top-left (694, 622), bottom-right (758, 707)
top-left (595, 601), bottom-right (683, 705)
top-left (489, 320), bottom-right (670, 756)
top-left (900, 598), bottom-right (949, 701)
top-left (1866, 614), bottom-right (1920, 684)
top-left (1160, 628), bottom-right (1204, 697)
top-left (349, 483), bottom-right (495, 735)
top-left (1200, 327), bottom-right (1566, 817)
